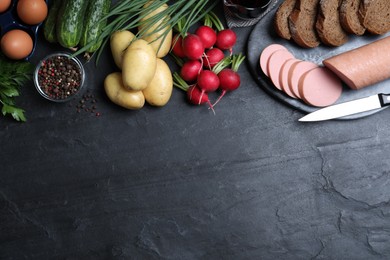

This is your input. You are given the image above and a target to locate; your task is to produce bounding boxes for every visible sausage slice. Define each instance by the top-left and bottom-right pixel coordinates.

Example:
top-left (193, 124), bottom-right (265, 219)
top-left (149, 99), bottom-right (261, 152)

top-left (288, 60), bottom-right (318, 98)
top-left (268, 49), bottom-right (295, 90)
top-left (259, 44), bottom-right (287, 76)
top-left (299, 67), bottom-right (342, 107)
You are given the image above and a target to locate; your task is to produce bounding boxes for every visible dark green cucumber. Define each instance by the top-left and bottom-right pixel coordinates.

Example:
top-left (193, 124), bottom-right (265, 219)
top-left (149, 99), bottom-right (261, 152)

top-left (80, 0), bottom-right (111, 53)
top-left (43, 1), bottom-right (62, 43)
top-left (56, 0), bottom-right (90, 48)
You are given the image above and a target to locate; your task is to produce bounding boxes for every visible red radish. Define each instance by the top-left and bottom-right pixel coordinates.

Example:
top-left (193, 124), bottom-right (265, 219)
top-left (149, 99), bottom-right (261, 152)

top-left (215, 29), bottom-right (237, 54)
top-left (172, 34), bottom-right (186, 58)
top-left (213, 53), bottom-right (245, 106)
top-left (187, 85), bottom-right (209, 105)
top-left (180, 60), bottom-right (202, 82)
top-left (182, 34), bottom-right (204, 60)
top-left (187, 85), bottom-right (215, 113)
top-left (197, 70), bottom-right (220, 93)
top-left (197, 70), bottom-right (220, 105)
top-left (213, 69), bottom-right (241, 106)
top-left (202, 48), bottom-right (224, 69)
top-left (195, 25), bottom-right (217, 49)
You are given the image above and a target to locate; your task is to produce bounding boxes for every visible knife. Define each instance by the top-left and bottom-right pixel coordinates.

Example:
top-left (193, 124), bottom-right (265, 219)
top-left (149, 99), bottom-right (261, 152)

top-left (299, 93), bottom-right (390, 122)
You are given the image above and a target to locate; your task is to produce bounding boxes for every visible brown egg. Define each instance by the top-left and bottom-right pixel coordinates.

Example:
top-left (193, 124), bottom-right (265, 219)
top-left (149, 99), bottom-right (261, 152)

top-left (17, 0), bottom-right (48, 25)
top-left (1, 29), bottom-right (33, 60)
top-left (0, 0), bottom-right (11, 13)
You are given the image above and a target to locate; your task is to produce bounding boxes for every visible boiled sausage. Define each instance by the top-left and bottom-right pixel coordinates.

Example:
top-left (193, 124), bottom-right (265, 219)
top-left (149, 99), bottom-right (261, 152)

top-left (268, 50), bottom-right (295, 90)
top-left (288, 61), bottom-right (318, 98)
top-left (323, 36), bottom-right (390, 90)
top-left (259, 44), bottom-right (287, 76)
top-left (299, 67), bottom-right (343, 107)
top-left (279, 58), bottom-right (300, 98)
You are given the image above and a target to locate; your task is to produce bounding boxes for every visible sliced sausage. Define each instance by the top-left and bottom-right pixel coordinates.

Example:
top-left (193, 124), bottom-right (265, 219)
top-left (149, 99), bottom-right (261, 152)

top-left (323, 36), bottom-right (390, 90)
top-left (279, 58), bottom-right (301, 98)
top-left (288, 61), bottom-right (318, 98)
top-left (268, 49), bottom-right (295, 90)
top-left (299, 67), bottom-right (343, 107)
top-left (259, 44), bottom-right (287, 76)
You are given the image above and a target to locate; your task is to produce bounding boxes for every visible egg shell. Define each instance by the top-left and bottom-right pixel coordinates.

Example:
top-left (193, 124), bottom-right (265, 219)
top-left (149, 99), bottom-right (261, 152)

top-left (0, 0), bottom-right (11, 13)
top-left (0, 0), bottom-right (48, 60)
top-left (17, 0), bottom-right (48, 25)
top-left (1, 29), bottom-right (33, 59)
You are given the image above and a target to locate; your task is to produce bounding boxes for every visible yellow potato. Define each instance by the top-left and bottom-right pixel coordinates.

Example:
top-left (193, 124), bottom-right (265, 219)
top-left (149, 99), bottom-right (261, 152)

top-left (138, 2), bottom-right (172, 58)
top-left (142, 58), bottom-right (173, 106)
top-left (141, 1), bottom-right (168, 20)
top-left (141, 25), bottom-right (172, 58)
top-left (110, 30), bottom-right (135, 69)
top-left (104, 72), bottom-right (145, 110)
top-left (122, 39), bottom-right (157, 91)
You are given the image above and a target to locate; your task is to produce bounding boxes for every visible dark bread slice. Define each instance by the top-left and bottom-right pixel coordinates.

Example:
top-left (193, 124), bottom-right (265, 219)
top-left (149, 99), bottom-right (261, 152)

top-left (359, 0), bottom-right (390, 34)
top-left (274, 0), bottom-right (297, 40)
top-left (288, 0), bottom-right (321, 48)
top-left (339, 0), bottom-right (365, 35)
top-left (316, 0), bottom-right (348, 46)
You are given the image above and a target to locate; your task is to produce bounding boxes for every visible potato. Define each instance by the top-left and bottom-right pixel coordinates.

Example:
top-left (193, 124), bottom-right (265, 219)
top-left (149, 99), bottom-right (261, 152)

top-left (110, 30), bottom-right (135, 69)
top-left (122, 39), bottom-right (157, 91)
top-left (104, 72), bottom-right (145, 110)
top-left (140, 1), bottom-right (168, 20)
top-left (138, 2), bottom-right (172, 58)
top-left (140, 24), bottom-right (172, 58)
top-left (142, 58), bottom-right (173, 106)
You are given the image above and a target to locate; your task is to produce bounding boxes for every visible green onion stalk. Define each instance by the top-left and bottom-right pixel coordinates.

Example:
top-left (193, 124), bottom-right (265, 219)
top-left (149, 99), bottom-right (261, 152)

top-left (75, 0), bottom-right (218, 64)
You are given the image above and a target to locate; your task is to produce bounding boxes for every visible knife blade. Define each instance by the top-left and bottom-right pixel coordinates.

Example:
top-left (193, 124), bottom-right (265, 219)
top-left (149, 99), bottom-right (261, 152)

top-left (299, 93), bottom-right (390, 122)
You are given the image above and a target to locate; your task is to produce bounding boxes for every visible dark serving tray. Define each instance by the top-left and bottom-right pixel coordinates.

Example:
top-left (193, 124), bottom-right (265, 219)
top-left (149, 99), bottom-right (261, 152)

top-left (247, 4), bottom-right (390, 120)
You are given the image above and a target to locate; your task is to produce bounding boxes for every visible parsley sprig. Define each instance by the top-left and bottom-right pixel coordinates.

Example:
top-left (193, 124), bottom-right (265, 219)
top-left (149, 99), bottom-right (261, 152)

top-left (0, 55), bottom-right (33, 122)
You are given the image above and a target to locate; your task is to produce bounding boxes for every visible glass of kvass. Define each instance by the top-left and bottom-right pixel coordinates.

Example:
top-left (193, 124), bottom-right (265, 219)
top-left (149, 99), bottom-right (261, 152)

top-left (223, 0), bottom-right (272, 20)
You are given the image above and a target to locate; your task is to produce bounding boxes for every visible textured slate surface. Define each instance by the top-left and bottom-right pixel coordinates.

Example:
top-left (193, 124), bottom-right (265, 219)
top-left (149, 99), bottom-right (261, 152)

top-left (2, 2), bottom-right (390, 259)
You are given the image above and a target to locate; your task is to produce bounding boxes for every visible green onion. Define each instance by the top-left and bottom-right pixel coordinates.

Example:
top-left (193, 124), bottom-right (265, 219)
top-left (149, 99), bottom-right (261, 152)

top-left (75, 0), bottom-right (218, 64)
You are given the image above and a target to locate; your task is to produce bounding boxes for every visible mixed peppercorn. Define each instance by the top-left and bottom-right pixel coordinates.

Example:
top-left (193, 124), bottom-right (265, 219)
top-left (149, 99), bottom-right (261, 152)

top-left (37, 55), bottom-right (83, 100)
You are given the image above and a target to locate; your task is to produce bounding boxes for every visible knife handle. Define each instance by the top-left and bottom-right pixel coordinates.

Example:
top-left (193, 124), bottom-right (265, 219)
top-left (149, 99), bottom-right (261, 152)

top-left (379, 94), bottom-right (390, 107)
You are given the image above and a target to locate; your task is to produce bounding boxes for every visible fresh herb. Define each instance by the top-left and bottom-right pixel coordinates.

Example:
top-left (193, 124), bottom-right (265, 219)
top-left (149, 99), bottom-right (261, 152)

top-left (74, 0), bottom-right (218, 63)
top-left (0, 55), bottom-right (34, 122)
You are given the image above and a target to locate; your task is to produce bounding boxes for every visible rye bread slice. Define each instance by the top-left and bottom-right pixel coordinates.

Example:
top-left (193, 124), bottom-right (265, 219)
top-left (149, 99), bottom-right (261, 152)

top-left (339, 0), bottom-right (366, 35)
top-left (316, 0), bottom-right (349, 46)
top-left (288, 0), bottom-right (321, 48)
top-left (274, 0), bottom-right (297, 40)
top-left (359, 0), bottom-right (390, 34)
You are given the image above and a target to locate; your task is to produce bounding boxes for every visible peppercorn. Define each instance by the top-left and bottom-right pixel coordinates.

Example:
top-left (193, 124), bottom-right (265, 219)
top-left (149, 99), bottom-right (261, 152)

top-left (72, 90), bottom-right (101, 117)
top-left (37, 55), bottom-right (83, 100)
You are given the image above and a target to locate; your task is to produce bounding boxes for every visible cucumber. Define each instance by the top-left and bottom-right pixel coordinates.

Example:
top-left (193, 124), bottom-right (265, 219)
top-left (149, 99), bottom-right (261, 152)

top-left (80, 0), bottom-right (111, 53)
top-left (43, 0), bottom-right (62, 43)
top-left (56, 0), bottom-right (90, 48)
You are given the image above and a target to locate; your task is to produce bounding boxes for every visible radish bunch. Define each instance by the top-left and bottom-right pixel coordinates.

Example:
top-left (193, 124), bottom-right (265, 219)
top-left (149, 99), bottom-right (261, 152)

top-left (171, 20), bottom-right (245, 112)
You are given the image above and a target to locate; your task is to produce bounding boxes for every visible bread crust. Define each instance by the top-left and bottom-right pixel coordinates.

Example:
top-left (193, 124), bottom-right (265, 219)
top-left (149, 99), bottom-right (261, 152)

top-left (274, 0), bottom-right (297, 40)
top-left (316, 0), bottom-right (348, 46)
top-left (359, 0), bottom-right (390, 35)
top-left (339, 0), bottom-right (365, 35)
top-left (288, 0), bottom-right (321, 48)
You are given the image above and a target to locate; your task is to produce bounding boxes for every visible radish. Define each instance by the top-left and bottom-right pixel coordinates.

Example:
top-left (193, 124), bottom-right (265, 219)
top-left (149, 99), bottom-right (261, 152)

top-left (215, 29), bottom-right (237, 54)
top-left (171, 34), bottom-right (186, 58)
top-left (197, 70), bottom-right (220, 93)
top-left (215, 69), bottom-right (241, 100)
top-left (180, 60), bottom-right (202, 82)
top-left (182, 34), bottom-right (204, 60)
top-left (187, 85), bottom-right (215, 113)
top-left (197, 69), bottom-right (220, 105)
top-left (187, 85), bottom-right (209, 105)
top-left (213, 54), bottom-right (246, 106)
top-left (202, 48), bottom-right (224, 69)
top-left (195, 25), bottom-right (217, 49)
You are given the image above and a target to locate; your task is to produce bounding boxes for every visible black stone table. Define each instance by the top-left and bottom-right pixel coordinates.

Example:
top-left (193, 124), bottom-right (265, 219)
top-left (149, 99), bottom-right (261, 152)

top-left (2, 2), bottom-right (390, 259)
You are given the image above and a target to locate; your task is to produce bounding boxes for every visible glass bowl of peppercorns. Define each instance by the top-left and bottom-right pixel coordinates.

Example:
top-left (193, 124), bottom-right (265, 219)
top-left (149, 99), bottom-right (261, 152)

top-left (34, 52), bottom-right (85, 102)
